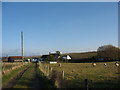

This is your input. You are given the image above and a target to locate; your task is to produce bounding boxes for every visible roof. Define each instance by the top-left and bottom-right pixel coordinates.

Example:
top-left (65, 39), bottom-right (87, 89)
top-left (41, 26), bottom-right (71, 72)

top-left (41, 55), bottom-right (49, 58)
top-left (9, 56), bottom-right (22, 59)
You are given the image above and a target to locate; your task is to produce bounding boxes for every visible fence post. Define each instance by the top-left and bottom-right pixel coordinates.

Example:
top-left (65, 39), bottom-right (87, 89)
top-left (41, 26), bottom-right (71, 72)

top-left (2, 63), bottom-right (5, 74)
top-left (39, 62), bottom-right (41, 71)
top-left (85, 79), bottom-right (89, 90)
top-left (47, 66), bottom-right (49, 77)
top-left (59, 63), bottom-right (61, 67)
top-left (51, 67), bottom-right (52, 72)
top-left (11, 62), bottom-right (14, 70)
top-left (46, 65), bottom-right (47, 75)
top-left (44, 66), bottom-right (45, 74)
top-left (62, 71), bottom-right (64, 79)
top-left (50, 67), bottom-right (52, 78)
top-left (39, 62), bottom-right (41, 67)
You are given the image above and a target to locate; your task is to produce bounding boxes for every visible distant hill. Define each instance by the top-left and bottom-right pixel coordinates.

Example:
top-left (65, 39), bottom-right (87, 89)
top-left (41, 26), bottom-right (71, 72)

top-left (24, 51), bottom-right (97, 61)
top-left (63, 51), bottom-right (97, 60)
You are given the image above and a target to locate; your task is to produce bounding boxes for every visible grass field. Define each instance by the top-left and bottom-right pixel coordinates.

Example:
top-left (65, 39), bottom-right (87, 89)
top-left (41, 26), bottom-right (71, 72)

top-left (41, 62), bottom-right (120, 88)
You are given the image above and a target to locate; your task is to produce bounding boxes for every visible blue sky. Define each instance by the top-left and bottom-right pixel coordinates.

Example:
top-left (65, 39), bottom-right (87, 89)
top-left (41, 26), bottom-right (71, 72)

top-left (0, 2), bottom-right (2, 57)
top-left (2, 2), bottom-right (118, 56)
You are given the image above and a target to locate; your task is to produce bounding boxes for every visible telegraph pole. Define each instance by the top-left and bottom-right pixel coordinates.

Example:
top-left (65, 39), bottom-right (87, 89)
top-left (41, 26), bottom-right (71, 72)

top-left (21, 32), bottom-right (24, 63)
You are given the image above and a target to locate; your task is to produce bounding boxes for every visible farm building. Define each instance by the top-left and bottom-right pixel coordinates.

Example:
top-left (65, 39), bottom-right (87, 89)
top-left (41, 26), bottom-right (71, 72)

top-left (2, 56), bottom-right (22, 62)
top-left (40, 55), bottom-right (50, 61)
top-left (8, 56), bottom-right (22, 62)
top-left (40, 51), bottom-right (61, 61)
top-left (62, 55), bottom-right (72, 60)
top-left (31, 58), bottom-right (40, 63)
top-left (49, 52), bottom-right (61, 60)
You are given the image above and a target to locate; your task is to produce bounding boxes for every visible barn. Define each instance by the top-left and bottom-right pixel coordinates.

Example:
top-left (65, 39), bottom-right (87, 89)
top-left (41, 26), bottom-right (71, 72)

top-left (40, 55), bottom-right (50, 61)
top-left (62, 55), bottom-right (72, 60)
top-left (7, 56), bottom-right (22, 62)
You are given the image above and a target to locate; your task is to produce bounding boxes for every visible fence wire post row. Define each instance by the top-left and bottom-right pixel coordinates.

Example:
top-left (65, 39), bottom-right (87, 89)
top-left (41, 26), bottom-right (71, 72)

top-left (2, 62), bottom-right (28, 75)
top-left (38, 62), bottom-right (65, 88)
top-left (85, 79), bottom-right (89, 90)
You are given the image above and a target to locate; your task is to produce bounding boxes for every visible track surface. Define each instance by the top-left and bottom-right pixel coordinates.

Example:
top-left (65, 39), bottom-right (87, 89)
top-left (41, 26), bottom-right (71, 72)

top-left (2, 65), bottom-right (29, 88)
top-left (3, 63), bottom-right (54, 89)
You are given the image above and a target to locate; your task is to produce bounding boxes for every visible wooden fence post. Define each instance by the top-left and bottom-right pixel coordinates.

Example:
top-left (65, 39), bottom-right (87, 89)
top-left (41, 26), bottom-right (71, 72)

top-left (50, 67), bottom-right (52, 78)
top-left (59, 63), bottom-right (61, 67)
top-left (46, 65), bottom-right (47, 75)
top-left (39, 62), bottom-right (41, 67)
top-left (11, 62), bottom-right (13, 70)
top-left (85, 79), bottom-right (89, 90)
top-left (62, 71), bottom-right (64, 79)
top-left (47, 66), bottom-right (49, 77)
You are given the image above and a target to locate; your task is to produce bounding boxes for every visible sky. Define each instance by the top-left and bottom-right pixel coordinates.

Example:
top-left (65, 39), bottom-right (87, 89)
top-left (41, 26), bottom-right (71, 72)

top-left (2, 2), bottom-right (118, 56)
top-left (0, 2), bottom-right (2, 57)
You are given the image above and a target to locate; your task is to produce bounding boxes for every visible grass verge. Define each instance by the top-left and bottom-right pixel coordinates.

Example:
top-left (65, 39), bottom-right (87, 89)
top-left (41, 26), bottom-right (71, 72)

top-left (13, 63), bottom-right (56, 89)
top-left (13, 63), bottom-right (35, 88)
top-left (2, 63), bottom-right (30, 88)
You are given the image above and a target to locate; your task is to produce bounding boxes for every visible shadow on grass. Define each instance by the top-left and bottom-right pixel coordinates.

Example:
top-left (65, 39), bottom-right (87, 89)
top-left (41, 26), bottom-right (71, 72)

top-left (62, 77), bottom-right (120, 89)
top-left (12, 63), bottom-right (56, 89)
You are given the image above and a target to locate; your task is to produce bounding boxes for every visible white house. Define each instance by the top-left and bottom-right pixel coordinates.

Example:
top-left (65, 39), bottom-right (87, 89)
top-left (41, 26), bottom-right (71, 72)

top-left (62, 55), bottom-right (72, 60)
top-left (27, 59), bottom-right (31, 62)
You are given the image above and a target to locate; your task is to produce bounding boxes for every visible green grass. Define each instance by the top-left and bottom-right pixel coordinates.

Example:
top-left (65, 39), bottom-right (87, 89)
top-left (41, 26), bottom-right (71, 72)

top-left (36, 65), bottom-right (56, 88)
top-left (2, 63), bottom-right (30, 87)
top-left (2, 62), bottom-right (23, 71)
top-left (41, 62), bottom-right (120, 88)
top-left (13, 63), bottom-right (35, 88)
top-left (14, 63), bottom-right (55, 88)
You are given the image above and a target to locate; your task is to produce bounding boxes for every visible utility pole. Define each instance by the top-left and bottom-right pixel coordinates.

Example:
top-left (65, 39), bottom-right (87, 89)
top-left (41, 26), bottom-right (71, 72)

top-left (21, 32), bottom-right (24, 63)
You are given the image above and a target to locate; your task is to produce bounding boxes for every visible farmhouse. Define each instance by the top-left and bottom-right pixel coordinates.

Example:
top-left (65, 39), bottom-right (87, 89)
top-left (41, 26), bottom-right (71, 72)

top-left (8, 56), bottom-right (22, 62)
top-left (40, 51), bottom-right (61, 61)
top-left (49, 52), bottom-right (61, 60)
top-left (62, 55), bottom-right (72, 60)
top-left (40, 55), bottom-right (50, 61)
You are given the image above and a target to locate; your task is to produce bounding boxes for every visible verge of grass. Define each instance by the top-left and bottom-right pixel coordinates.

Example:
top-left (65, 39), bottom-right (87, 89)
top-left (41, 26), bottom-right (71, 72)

top-left (2, 63), bottom-right (30, 87)
top-left (37, 65), bottom-right (56, 88)
top-left (14, 63), bottom-right (56, 89)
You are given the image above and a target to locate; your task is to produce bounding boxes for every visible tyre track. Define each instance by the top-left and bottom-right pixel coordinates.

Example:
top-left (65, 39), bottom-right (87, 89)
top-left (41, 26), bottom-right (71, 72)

top-left (2, 64), bottom-right (30, 89)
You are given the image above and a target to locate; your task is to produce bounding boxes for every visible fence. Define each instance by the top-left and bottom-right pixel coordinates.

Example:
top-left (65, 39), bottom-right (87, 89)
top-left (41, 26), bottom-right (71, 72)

top-left (38, 62), bottom-right (65, 88)
top-left (38, 62), bottom-right (97, 89)
top-left (2, 62), bottom-right (29, 75)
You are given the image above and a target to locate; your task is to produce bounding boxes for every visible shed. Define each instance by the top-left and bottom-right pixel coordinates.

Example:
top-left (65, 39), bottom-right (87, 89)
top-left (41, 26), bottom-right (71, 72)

top-left (62, 55), bottom-right (72, 60)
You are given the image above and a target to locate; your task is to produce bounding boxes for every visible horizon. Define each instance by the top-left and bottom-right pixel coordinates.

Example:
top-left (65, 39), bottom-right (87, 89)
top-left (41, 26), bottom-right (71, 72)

top-left (2, 2), bottom-right (118, 56)
top-left (1, 50), bottom-right (98, 57)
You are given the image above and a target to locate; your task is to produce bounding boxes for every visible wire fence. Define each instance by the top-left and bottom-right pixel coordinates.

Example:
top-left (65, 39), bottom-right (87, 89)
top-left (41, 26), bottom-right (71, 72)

top-left (2, 62), bottom-right (29, 75)
top-left (38, 62), bottom-right (119, 89)
top-left (38, 62), bottom-right (89, 88)
top-left (38, 62), bottom-right (65, 88)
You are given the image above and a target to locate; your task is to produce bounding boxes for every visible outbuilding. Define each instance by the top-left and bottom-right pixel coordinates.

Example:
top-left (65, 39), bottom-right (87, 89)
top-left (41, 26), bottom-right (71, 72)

top-left (62, 55), bottom-right (72, 60)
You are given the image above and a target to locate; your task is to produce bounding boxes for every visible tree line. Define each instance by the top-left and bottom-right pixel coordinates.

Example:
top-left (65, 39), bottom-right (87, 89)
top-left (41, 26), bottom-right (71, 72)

top-left (97, 44), bottom-right (120, 61)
